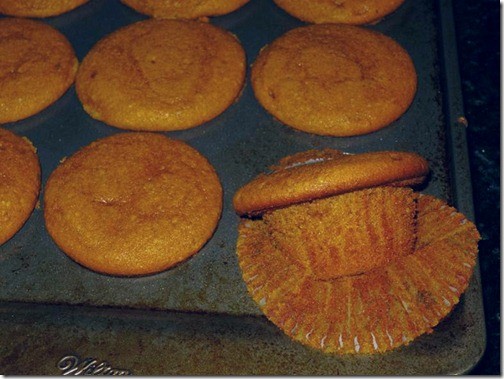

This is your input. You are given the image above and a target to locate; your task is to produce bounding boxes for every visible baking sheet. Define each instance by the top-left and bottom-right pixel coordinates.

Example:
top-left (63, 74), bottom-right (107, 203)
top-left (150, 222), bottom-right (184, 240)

top-left (0, 0), bottom-right (485, 374)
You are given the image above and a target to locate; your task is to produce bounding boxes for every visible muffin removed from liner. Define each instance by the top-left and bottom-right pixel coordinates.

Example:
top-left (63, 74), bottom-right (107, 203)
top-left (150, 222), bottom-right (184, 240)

top-left (233, 149), bottom-right (480, 354)
top-left (273, 0), bottom-right (405, 25)
top-left (251, 24), bottom-right (417, 136)
top-left (121, 0), bottom-right (250, 20)
top-left (0, 128), bottom-right (41, 245)
top-left (0, 18), bottom-right (78, 123)
top-left (0, 0), bottom-right (88, 18)
top-left (76, 19), bottom-right (246, 131)
top-left (233, 149), bottom-right (429, 216)
top-left (44, 133), bottom-right (222, 276)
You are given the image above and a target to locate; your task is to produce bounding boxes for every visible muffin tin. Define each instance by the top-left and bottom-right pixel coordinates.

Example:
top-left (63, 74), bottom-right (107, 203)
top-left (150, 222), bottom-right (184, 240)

top-left (0, 0), bottom-right (485, 374)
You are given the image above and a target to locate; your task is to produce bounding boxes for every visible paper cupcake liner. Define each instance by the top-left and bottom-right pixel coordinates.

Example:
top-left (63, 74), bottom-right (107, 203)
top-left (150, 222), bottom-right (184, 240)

top-left (263, 187), bottom-right (418, 280)
top-left (236, 193), bottom-right (480, 354)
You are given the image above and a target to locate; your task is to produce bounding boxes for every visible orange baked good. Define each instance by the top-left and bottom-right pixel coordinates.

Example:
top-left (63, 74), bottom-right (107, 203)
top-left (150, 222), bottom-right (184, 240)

top-left (0, 128), bottom-right (41, 245)
top-left (0, 18), bottom-right (78, 124)
top-left (233, 150), bottom-right (429, 216)
top-left (44, 132), bottom-right (223, 276)
top-left (251, 24), bottom-right (417, 136)
top-left (121, 0), bottom-right (250, 19)
top-left (273, 0), bottom-right (405, 25)
top-left (234, 149), bottom-right (480, 354)
top-left (76, 19), bottom-right (246, 131)
top-left (0, 0), bottom-right (88, 18)
top-left (264, 187), bottom-right (418, 281)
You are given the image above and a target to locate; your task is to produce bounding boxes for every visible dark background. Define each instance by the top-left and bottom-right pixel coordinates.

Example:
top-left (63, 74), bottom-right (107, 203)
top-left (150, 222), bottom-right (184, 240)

top-left (452, 0), bottom-right (500, 375)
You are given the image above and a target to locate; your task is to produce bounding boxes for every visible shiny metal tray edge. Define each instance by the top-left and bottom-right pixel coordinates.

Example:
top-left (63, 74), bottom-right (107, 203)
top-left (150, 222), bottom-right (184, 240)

top-left (436, 0), bottom-right (487, 372)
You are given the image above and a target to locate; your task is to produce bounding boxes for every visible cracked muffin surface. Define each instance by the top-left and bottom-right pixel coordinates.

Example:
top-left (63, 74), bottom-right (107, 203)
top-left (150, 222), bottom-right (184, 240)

top-left (0, 128), bottom-right (40, 245)
top-left (76, 19), bottom-right (246, 131)
top-left (44, 132), bottom-right (222, 276)
top-left (0, 18), bottom-right (78, 123)
top-left (251, 24), bottom-right (417, 136)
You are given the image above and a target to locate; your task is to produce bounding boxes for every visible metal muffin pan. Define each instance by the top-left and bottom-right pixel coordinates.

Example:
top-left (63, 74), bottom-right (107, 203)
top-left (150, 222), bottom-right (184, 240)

top-left (0, 0), bottom-right (485, 374)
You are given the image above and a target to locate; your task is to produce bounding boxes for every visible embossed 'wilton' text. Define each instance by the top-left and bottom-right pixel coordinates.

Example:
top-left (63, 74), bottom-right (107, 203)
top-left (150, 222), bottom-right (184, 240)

top-left (57, 355), bottom-right (132, 375)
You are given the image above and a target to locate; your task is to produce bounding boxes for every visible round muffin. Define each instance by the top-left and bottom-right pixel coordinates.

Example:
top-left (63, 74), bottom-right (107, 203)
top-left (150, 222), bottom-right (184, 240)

top-left (251, 24), bottom-right (417, 136)
top-left (0, 128), bottom-right (41, 245)
top-left (76, 19), bottom-right (246, 131)
top-left (273, 0), bottom-right (405, 25)
top-left (233, 149), bottom-right (429, 216)
top-left (0, 18), bottom-right (78, 124)
top-left (121, 0), bottom-right (250, 19)
top-left (0, 0), bottom-right (89, 18)
top-left (234, 149), bottom-right (480, 354)
top-left (44, 133), bottom-right (223, 276)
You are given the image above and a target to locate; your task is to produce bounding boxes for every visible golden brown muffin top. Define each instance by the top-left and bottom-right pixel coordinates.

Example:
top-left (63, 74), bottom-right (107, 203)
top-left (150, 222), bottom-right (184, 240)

top-left (121, 0), bottom-right (250, 19)
top-left (44, 132), bottom-right (223, 276)
top-left (0, 128), bottom-right (41, 245)
top-left (0, 0), bottom-right (89, 18)
top-left (76, 19), bottom-right (246, 131)
top-left (233, 149), bottom-right (429, 216)
top-left (273, 0), bottom-right (405, 25)
top-left (0, 18), bottom-right (78, 123)
top-left (251, 24), bottom-right (417, 136)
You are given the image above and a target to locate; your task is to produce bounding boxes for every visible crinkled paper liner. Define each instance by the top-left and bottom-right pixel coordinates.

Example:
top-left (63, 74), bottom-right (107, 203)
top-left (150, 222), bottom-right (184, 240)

top-left (236, 194), bottom-right (480, 354)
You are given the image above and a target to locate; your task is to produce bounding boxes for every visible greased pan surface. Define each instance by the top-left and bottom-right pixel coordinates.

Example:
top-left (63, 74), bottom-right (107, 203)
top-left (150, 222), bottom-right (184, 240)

top-left (0, 0), bottom-right (485, 374)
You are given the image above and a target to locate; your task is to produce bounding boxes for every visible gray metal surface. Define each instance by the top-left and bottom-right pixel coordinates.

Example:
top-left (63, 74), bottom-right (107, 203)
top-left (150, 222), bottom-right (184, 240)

top-left (0, 0), bottom-right (485, 374)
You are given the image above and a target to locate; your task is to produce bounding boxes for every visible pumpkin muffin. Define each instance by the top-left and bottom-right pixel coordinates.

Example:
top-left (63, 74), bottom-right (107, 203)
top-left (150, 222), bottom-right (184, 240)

top-left (76, 19), bottom-right (246, 131)
top-left (234, 149), bottom-right (480, 354)
top-left (251, 24), bottom-right (417, 136)
top-left (121, 0), bottom-right (250, 20)
top-left (0, 0), bottom-right (89, 18)
top-left (273, 0), bottom-right (405, 25)
top-left (233, 150), bottom-right (429, 216)
top-left (0, 128), bottom-right (41, 245)
top-left (0, 18), bottom-right (78, 124)
top-left (44, 133), bottom-right (223, 276)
